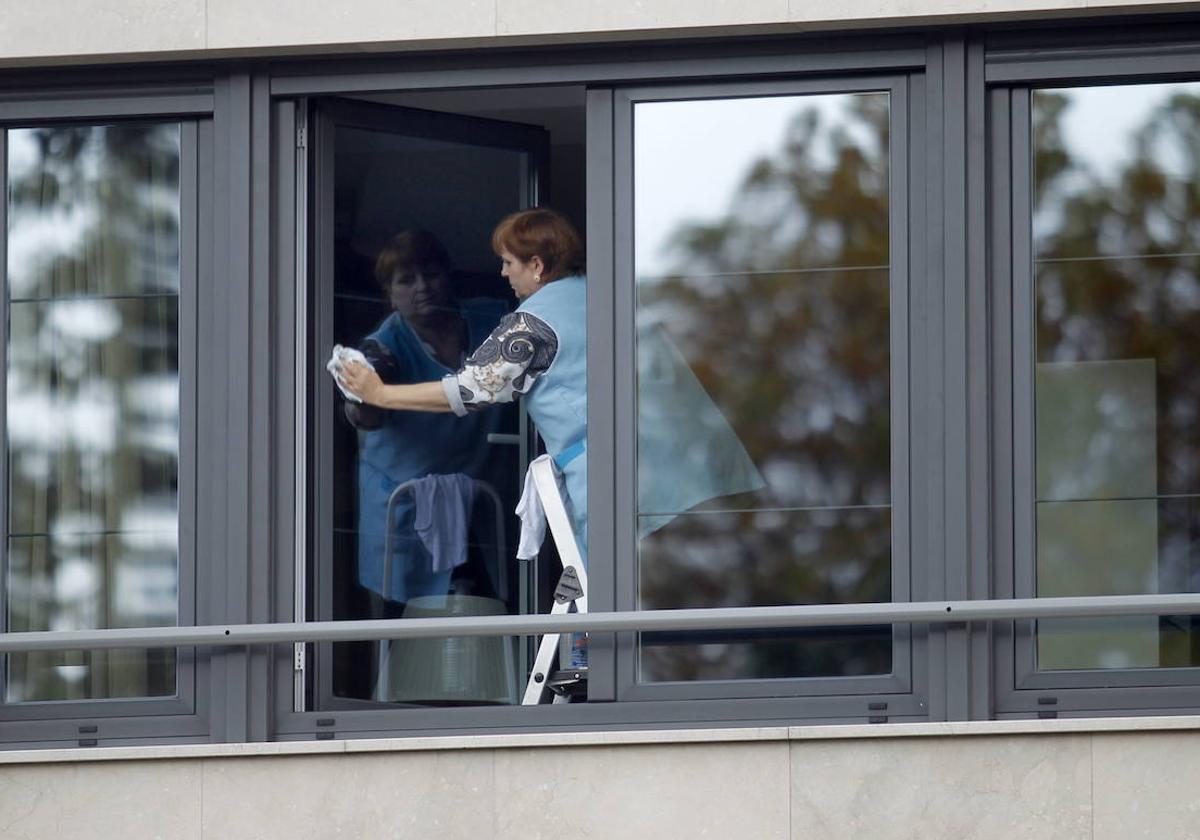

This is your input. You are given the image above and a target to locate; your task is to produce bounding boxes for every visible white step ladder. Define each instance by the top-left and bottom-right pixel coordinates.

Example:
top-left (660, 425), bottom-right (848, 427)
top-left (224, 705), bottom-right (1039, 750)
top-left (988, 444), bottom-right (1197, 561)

top-left (522, 455), bottom-right (588, 705)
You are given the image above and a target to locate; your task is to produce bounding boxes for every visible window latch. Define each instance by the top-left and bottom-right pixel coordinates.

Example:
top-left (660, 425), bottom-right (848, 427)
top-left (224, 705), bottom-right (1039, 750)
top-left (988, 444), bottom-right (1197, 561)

top-left (78, 724), bottom-right (99, 747)
top-left (1037, 695), bottom-right (1058, 718)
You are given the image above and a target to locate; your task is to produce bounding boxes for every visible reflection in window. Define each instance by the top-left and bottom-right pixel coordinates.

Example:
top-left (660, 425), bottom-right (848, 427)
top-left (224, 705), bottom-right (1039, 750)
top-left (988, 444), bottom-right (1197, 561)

top-left (1033, 83), bottom-right (1200, 670)
top-left (324, 125), bottom-right (531, 706)
top-left (634, 92), bottom-right (892, 681)
top-left (5, 124), bottom-right (181, 701)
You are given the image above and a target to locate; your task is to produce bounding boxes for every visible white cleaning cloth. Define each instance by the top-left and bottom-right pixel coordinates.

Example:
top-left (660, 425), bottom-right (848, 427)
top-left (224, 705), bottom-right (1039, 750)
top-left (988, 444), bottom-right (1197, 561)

top-left (326, 344), bottom-right (375, 403)
top-left (515, 455), bottom-right (567, 560)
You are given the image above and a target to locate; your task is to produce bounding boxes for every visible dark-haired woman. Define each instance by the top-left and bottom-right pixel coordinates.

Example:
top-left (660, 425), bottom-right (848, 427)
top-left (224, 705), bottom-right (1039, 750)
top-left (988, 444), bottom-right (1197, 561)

top-left (348, 229), bottom-right (510, 603)
top-left (339, 208), bottom-right (589, 558)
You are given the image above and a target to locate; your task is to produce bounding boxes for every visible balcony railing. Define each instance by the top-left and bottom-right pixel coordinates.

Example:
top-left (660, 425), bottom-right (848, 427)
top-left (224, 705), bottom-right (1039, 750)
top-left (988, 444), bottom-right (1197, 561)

top-left (2, 593), bottom-right (1199, 652)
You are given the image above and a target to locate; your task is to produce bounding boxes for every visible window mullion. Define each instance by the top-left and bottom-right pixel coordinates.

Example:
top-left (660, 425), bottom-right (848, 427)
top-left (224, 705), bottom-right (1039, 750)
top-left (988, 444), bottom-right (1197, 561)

top-left (585, 86), bottom-right (618, 703)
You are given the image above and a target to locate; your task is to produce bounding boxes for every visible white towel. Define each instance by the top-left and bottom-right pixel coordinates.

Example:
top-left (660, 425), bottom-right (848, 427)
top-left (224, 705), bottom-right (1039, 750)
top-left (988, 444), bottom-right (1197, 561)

top-left (515, 455), bottom-right (566, 560)
top-left (326, 344), bottom-right (375, 404)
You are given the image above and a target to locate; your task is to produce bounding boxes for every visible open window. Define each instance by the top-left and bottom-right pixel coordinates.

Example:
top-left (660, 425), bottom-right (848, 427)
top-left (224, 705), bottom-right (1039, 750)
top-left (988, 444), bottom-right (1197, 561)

top-left (301, 90), bottom-right (589, 713)
top-left (286, 68), bottom-right (933, 731)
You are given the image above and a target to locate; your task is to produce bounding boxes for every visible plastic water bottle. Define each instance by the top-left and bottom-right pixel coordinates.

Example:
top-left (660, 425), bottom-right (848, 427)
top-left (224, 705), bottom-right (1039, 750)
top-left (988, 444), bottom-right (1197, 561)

top-left (569, 632), bottom-right (589, 669)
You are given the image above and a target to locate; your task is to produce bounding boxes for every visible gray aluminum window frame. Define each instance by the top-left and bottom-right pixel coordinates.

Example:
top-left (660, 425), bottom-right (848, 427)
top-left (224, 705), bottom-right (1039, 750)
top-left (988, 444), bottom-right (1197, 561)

top-left (0, 83), bottom-right (216, 747)
top-left (985, 31), bottom-right (1200, 717)
top-left (303, 95), bottom-right (551, 714)
top-left (5, 19), bottom-right (1200, 750)
top-left (610, 75), bottom-right (920, 709)
top-left (269, 41), bottom-right (941, 741)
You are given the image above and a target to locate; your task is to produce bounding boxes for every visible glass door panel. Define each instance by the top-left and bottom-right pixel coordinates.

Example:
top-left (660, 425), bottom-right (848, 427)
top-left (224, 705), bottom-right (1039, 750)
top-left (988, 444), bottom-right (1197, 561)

top-left (309, 99), bottom-right (550, 709)
top-left (633, 91), bottom-right (895, 682)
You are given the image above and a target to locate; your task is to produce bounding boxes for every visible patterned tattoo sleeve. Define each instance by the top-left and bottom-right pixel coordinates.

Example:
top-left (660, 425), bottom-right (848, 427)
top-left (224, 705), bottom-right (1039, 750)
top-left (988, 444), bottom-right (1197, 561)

top-left (442, 312), bottom-right (559, 416)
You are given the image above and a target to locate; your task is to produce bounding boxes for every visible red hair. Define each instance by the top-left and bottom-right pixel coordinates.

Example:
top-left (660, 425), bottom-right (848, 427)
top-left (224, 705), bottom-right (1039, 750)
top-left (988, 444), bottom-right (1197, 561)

top-left (491, 208), bottom-right (584, 283)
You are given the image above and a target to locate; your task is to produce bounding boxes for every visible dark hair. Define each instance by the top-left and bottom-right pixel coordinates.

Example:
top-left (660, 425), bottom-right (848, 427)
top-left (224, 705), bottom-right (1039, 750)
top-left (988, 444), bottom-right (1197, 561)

top-left (490, 208), bottom-right (584, 283)
top-left (373, 229), bottom-right (451, 290)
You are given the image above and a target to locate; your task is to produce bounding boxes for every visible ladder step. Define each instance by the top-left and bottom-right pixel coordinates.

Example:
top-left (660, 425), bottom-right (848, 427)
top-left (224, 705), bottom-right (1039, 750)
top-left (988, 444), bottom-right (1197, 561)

top-left (547, 667), bottom-right (588, 698)
top-left (521, 455), bottom-right (590, 705)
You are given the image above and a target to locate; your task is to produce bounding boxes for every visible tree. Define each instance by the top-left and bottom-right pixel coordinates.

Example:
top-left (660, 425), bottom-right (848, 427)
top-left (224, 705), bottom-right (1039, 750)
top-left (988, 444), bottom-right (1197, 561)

top-left (636, 93), bottom-right (893, 680)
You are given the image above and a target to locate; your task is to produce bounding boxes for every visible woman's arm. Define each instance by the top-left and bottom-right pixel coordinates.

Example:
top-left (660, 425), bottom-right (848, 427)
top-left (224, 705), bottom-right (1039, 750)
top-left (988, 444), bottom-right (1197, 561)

top-left (444, 311), bottom-right (559, 416)
top-left (338, 362), bottom-right (452, 413)
top-left (338, 311), bottom-right (558, 415)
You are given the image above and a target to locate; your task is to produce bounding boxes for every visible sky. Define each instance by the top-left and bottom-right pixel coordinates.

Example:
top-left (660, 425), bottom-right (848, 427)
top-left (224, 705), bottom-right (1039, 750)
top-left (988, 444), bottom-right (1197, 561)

top-left (633, 92), bottom-right (884, 277)
top-left (632, 81), bottom-right (1200, 277)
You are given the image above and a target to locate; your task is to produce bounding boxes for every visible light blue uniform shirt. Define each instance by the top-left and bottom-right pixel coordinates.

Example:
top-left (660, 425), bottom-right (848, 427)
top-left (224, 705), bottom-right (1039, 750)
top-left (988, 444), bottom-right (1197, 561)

top-left (516, 276), bottom-right (589, 556)
top-left (444, 273), bottom-right (764, 566)
top-left (357, 300), bottom-right (510, 601)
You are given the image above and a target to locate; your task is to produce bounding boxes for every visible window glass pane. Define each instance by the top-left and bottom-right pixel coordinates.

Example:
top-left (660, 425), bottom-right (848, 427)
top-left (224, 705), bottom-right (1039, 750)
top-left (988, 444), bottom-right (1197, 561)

top-left (328, 127), bottom-right (524, 706)
top-left (634, 92), bottom-right (892, 682)
top-left (1032, 83), bottom-right (1200, 670)
top-left (5, 123), bottom-right (181, 701)
top-left (313, 100), bottom-right (590, 709)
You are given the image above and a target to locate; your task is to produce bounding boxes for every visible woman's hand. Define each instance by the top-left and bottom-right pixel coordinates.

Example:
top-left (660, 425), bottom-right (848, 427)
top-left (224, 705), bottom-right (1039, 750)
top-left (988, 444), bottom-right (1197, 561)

top-left (336, 365), bottom-right (452, 413)
top-left (339, 360), bottom-right (385, 406)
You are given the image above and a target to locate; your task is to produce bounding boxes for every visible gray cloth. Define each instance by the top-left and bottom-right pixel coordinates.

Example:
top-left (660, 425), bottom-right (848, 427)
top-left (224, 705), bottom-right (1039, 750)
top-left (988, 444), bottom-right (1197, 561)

top-left (411, 473), bottom-right (476, 574)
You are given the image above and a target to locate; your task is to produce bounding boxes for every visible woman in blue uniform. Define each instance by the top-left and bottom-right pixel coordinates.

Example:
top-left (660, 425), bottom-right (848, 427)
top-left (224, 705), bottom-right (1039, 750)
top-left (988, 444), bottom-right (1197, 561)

top-left (346, 229), bottom-right (510, 604)
top-left (340, 208), bottom-right (764, 563)
top-left (340, 210), bottom-right (590, 555)
top-left (340, 211), bottom-right (765, 675)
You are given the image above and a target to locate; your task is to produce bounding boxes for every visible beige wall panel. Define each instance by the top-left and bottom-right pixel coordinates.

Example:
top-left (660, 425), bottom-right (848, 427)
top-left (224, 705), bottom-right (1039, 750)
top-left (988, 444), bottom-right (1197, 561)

top-left (1087, 0), bottom-right (1200, 8)
top-left (0, 758), bottom-right (201, 840)
top-left (496, 0), bottom-right (790, 35)
top-left (789, 0), bottom-right (1086, 22)
top-left (790, 735), bottom-right (1093, 840)
top-left (0, 0), bottom-right (204, 60)
top-left (0, 0), bottom-right (1196, 62)
top-left (207, 0), bottom-right (495, 50)
top-left (200, 750), bottom-right (495, 839)
top-left (493, 742), bottom-right (791, 840)
top-left (11, 727), bottom-right (1200, 838)
top-left (1092, 732), bottom-right (1200, 839)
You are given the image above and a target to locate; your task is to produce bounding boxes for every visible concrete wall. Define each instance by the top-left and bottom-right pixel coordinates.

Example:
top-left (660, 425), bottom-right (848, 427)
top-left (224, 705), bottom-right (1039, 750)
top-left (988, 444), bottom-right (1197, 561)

top-left (1, 0), bottom-right (1198, 66)
top-left (2, 721), bottom-right (1199, 839)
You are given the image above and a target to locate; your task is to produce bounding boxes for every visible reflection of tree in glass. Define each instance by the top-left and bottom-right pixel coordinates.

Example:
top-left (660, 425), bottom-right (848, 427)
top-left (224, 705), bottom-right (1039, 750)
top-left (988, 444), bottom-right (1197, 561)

top-left (637, 95), bottom-right (893, 681)
top-left (1033, 89), bottom-right (1200, 665)
top-left (5, 123), bottom-right (181, 701)
top-left (1034, 91), bottom-right (1200, 500)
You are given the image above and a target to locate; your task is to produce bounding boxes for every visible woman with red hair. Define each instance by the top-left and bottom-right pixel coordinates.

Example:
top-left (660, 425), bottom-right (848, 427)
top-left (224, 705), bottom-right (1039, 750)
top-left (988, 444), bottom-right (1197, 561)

top-left (339, 207), bottom-right (589, 556)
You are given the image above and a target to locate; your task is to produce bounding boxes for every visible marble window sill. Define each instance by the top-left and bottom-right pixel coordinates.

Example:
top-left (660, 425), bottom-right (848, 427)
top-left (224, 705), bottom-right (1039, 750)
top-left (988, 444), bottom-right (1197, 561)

top-left (3, 713), bottom-right (1200, 765)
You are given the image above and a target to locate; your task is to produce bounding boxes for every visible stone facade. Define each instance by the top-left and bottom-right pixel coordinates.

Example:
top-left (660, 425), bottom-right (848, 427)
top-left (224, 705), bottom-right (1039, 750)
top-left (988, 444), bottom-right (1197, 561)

top-left (1, 722), bottom-right (1196, 839)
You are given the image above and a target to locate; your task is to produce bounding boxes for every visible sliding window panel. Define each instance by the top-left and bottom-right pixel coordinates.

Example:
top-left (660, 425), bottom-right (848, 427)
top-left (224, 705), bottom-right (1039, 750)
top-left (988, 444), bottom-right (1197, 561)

top-left (996, 80), bottom-right (1200, 713)
top-left (615, 77), bottom-right (920, 707)
top-left (0, 119), bottom-right (202, 733)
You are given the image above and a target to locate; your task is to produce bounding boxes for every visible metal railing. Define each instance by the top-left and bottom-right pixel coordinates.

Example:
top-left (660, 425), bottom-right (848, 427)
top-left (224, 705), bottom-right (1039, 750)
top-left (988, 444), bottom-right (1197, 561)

top-left (2, 593), bottom-right (1199, 653)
